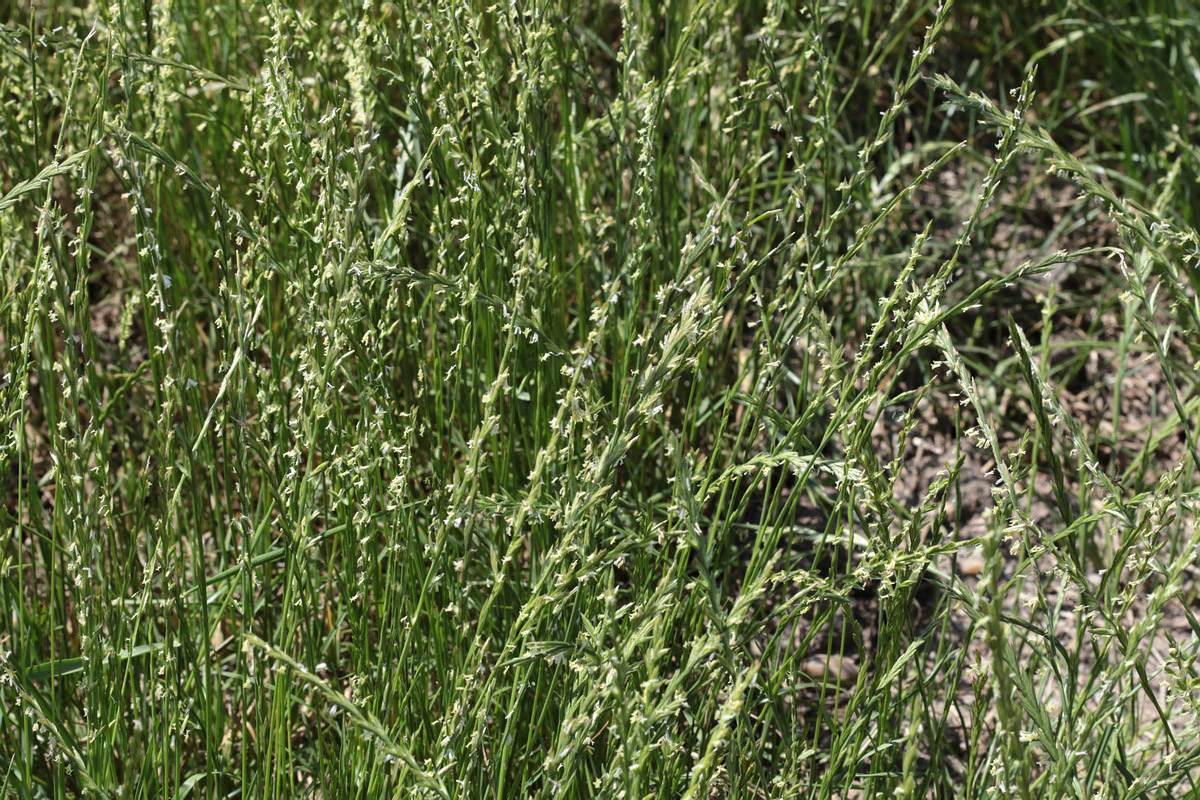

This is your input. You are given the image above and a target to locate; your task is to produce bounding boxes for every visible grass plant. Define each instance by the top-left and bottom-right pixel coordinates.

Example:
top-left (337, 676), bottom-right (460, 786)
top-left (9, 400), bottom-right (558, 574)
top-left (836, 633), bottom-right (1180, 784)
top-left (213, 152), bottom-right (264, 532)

top-left (4, 1), bottom-right (1200, 797)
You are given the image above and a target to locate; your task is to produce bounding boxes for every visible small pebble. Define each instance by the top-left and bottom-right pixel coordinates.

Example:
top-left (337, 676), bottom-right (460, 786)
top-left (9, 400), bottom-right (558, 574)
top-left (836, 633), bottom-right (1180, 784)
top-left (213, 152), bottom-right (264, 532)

top-left (958, 555), bottom-right (986, 576)
top-left (800, 655), bottom-right (859, 684)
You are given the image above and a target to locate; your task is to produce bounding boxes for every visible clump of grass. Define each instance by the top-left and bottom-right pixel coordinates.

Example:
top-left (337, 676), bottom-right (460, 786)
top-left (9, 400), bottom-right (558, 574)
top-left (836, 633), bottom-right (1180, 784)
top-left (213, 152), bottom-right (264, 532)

top-left (3, 0), bottom-right (1200, 797)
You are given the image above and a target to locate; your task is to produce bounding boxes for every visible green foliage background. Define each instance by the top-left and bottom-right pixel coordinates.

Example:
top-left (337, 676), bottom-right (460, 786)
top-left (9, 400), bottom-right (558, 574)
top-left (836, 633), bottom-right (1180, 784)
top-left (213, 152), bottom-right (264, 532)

top-left (3, 1), bottom-right (1200, 797)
